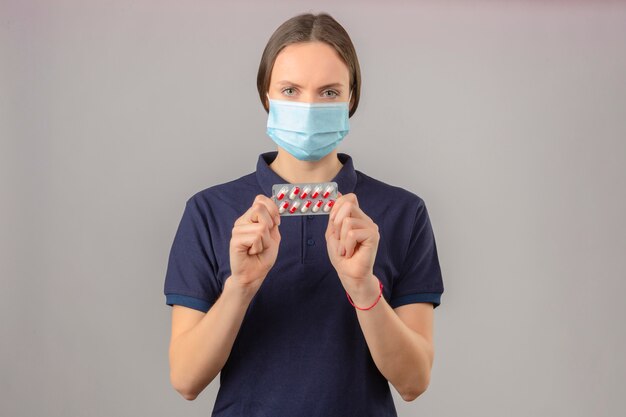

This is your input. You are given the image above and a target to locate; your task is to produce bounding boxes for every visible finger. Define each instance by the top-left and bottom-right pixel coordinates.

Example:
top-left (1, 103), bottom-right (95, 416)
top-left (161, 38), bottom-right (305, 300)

top-left (339, 217), bottom-right (369, 243)
top-left (238, 196), bottom-right (279, 228)
top-left (328, 194), bottom-right (344, 223)
top-left (329, 192), bottom-right (360, 224)
top-left (332, 191), bottom-right (343, 220)
top-left (234, 195), bottom-right (280, 227)
top-left (235, 203), bottom-right (272, 228)
top-left (232, 230), bottom-right (264, 255)
top-left (254, 194), bottom-right (282, 226)
top-left (247, 223), bottom-right (273, 255)
top-left (269, 218), bottom-right (282, 242)
top-left (343, 228), bottom-right (371, 258)
top-left (330, 201), bottom-right (356, 238)
top-left (325, 215), bottom-right (339, 243)
top-left (324, 221), bottom-right (340, 258)
top-left (232, 223), bottom-right (273, 255)
top-left (234, 222), bottom-right (272, 235)
top-left (250, 202), bottom-right (276, 228)
top-left (338, 218), bottom-right (369, 256)
top-left (336, 217), bottom-right (356, 256)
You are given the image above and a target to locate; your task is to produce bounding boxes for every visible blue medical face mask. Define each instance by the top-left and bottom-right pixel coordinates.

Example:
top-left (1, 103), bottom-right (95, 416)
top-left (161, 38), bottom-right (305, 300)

top-left (265, 92), bottom-right (351, 161)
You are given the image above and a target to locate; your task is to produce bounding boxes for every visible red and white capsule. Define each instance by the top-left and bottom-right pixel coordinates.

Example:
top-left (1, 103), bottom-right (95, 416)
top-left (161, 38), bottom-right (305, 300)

top-left (278, 201), bottom-right (289, 214)
top-left (323, 199), bottom-right (335, 213)
top-left (310, 185), bottom-right (322, 199)
top-left (275, 186), bottom-right (289, 201)
top-left (288, 200), bottom-right (301, 214)
top-left (299, 186), bottom-right (312, 199)
top-left (312, 199), bottom-right (324, 213)
top-left (288, 186), bottom-right (300, 200)
top-left (300, 200), bottom-right (312, 213)
top-left (322, 185), bottom-right (335, 199)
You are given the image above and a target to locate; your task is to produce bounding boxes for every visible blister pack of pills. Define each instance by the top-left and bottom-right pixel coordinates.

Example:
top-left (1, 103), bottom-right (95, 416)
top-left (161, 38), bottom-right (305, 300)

top-left (271, 182), bottom-right (338, 216)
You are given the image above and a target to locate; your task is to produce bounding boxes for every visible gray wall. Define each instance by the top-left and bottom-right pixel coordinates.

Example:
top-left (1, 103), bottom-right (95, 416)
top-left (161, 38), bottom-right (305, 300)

top-left (2, 1), bottom-right (625, 416)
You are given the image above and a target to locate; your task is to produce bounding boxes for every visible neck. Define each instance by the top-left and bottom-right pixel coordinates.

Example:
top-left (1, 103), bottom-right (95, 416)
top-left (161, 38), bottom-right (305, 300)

top-left (269, 148), bottom-right (344, 184)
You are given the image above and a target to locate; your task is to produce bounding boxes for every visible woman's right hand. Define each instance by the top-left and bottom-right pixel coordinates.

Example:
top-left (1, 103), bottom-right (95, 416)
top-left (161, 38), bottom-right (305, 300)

top-left (229, 194), bottom-right (282, 290)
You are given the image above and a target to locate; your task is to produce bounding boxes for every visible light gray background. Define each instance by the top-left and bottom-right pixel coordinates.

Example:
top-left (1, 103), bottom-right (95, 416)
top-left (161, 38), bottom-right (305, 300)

top-left (1, 0), bottom-right (625, 416)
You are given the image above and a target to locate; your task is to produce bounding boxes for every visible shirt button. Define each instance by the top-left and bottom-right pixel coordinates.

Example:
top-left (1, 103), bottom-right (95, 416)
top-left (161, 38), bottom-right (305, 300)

top-left (306, 238), bottom-right (315, 246)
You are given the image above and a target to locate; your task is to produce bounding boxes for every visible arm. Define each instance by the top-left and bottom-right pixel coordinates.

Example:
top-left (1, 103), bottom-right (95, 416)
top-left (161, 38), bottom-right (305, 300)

top-left (167, 194), bottom-right (282, 400)
top-left (168, 276), bottom-right (257, 400)
top-left (348, 274), bottom-right (435, 402)
top-left (324, 192), bottom-right (438, 401)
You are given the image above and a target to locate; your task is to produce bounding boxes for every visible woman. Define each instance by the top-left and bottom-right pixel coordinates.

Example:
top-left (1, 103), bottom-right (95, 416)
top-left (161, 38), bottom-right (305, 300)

top-left (164, 12), bottom-right (444, 416)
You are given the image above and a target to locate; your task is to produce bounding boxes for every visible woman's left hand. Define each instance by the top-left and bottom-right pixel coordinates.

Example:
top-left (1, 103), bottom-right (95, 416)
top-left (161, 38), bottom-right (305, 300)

top-left (325, 192), bottom-right (380, 291)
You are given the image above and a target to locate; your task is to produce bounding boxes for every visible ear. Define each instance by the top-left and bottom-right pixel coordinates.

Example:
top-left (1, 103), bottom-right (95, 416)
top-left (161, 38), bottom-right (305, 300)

top-left (264, 92), bottom-right (270, 111)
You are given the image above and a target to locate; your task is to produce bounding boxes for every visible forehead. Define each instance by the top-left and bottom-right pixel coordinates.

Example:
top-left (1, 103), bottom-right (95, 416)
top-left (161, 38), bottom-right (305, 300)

top-left (271, 41), bottom-right (349, 86)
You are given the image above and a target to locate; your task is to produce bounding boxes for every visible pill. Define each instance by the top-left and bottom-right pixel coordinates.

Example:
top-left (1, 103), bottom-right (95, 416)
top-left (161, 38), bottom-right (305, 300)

top-left (312, 199), bottom-right (324, 213)
top-left (299, 186), bottom-right (312, 199)
top-left (272, 181), bottom-right (337, 217)
top-left (275, 186), bottom-right (289, 201)
top-left (289, 186), bottom-right (300, 200)
top-left (311, 185), bottom-right (322, 199)
top-left (289, 200), bottom-right (301, 213)
top-left (300, 200), bottom-right (312, 213)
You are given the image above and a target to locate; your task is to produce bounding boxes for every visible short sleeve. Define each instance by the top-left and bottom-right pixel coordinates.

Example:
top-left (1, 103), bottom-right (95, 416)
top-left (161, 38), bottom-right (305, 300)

top-left (389, 198), bottom-right (445, 309)
top-left (163, 195), bottom-right (222, 313)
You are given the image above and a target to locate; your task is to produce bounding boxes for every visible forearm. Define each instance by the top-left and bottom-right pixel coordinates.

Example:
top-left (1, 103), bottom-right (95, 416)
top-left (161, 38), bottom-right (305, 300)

top-left (347, 274), bottom-right (433, 400)
top-left (169, 276), bottom-right (258, 399)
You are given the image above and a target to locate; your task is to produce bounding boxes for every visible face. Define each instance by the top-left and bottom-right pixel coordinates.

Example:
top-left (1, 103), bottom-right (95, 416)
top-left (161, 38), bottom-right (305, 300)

top-left (267, 41), bottom-right (352, 109)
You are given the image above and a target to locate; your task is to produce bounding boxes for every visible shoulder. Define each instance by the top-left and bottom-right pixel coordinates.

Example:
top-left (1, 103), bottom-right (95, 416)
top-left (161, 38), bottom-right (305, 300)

top-left (176, 173), bottom-right (261, 233)
top-left (355, 170), bottom-right (426, 218)
top-left (185, 172), bottom-right (259, 211)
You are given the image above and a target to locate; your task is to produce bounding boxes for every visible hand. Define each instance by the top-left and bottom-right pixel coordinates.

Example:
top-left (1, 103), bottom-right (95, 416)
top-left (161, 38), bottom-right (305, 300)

top-left (229, 194), bottom-right (281, 290)
top-left (325, 192), bottom-right (380, 290)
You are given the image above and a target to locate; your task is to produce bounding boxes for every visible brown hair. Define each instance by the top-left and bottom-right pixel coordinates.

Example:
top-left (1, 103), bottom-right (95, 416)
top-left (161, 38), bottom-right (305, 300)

top-left (256, 12), bottom-right (362, 118)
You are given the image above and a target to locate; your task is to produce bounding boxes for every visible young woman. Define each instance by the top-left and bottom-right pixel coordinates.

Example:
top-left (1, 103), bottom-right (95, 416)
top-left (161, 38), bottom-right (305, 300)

top-left (164, 12), bottom-right (444, 416)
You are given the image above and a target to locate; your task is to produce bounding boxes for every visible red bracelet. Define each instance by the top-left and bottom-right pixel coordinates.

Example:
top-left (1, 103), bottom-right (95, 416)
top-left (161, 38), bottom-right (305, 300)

top-left (346, 279), bottom-right (384, 310)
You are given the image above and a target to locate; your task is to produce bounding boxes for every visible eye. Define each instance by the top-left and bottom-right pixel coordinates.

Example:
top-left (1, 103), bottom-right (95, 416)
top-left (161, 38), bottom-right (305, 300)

top-left (323, 90), bottom-right (339, 98)
top-left (281, 88), bottom-right (296, 96)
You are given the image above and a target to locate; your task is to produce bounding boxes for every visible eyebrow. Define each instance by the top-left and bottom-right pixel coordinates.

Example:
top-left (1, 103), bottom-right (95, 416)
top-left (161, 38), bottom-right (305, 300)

top-left (276, 80), bottom-right (345, 89)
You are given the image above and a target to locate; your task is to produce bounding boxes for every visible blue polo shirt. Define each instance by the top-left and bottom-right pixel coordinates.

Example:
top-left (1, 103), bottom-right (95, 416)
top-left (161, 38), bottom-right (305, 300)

top-left (164, 151), bottom-right (444, 417)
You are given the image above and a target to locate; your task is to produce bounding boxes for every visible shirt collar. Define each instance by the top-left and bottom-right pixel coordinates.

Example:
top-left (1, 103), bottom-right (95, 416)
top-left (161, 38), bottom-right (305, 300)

top-left (255, 151), bottom-right (358, 197)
